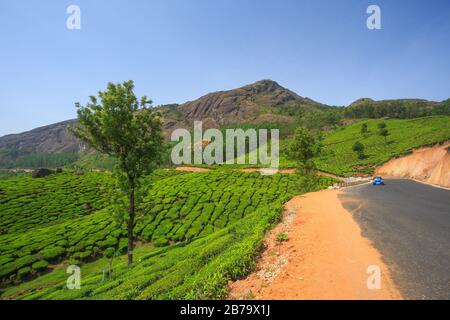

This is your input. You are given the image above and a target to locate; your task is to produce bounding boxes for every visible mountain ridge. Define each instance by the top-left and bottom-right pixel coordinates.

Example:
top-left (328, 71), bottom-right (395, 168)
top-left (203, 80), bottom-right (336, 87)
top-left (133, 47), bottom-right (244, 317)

top-left (0, 80), bottom-right (448, 156)
top-left (0, 80), bottom-right (321, 154)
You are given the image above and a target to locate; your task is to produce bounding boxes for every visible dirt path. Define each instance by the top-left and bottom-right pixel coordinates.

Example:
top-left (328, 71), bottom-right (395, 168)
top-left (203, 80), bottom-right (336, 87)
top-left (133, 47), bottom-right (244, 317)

top-left (175, 166), bottom-right (210, 172)
top-left (228, 189), bottom-right (402, 300)
top-left (175, 166), bottom-right (344, 178)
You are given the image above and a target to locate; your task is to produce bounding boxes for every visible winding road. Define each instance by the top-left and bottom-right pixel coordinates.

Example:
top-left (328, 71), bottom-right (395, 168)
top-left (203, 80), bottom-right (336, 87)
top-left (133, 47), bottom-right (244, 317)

top-left (339, 179), bottom-right (450, 300)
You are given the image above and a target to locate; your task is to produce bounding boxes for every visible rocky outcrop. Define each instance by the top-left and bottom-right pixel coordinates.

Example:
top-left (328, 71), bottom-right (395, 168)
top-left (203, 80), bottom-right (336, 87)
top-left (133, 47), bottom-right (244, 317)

top-left (375, 142), bottom-right (450, 188)
top-left (0, 80), bottom-right (319, 155)
top-left (165, 80), bottom-right (319, 129)
top-left (0, 119), bottom-right (82, 154)
top-left (31, 168), bottom-right (54, 178)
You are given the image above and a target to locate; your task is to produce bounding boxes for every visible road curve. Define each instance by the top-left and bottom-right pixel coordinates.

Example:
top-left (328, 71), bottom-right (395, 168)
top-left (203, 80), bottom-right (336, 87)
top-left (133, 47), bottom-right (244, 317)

top-left (339, 179), bottom-right (450, 300)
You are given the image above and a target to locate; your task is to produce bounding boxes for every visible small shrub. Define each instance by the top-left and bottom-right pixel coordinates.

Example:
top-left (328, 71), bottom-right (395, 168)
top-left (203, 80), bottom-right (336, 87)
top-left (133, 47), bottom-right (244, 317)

top-left (103, 247), bottom-right (116, 258)
top-left (40, 246), bottom-right (65, 261)
top-left (276, 232), bottom-right (289, 243)
top-left (32, 260), bottom-right (49, 271)
top-left (17, 266), bottom-right (31, 279)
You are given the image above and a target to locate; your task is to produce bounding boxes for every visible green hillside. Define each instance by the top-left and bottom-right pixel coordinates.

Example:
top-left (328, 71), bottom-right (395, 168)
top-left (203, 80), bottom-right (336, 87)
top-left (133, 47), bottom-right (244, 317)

top-left (314, 116), bottom-right (450, 176)
top-left (0, 170), bottom-right (333, 299)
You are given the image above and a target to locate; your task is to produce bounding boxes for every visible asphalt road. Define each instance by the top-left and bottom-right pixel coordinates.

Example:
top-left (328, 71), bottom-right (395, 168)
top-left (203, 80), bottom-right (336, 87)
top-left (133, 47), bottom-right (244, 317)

top-left (339, 179), bottom-right (450, 300)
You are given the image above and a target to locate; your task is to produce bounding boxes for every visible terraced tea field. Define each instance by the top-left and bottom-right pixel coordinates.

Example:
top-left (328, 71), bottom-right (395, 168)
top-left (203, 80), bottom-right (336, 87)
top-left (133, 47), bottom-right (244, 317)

top-left (315, 116), bottom-right (450, 176)
top-left (0, 172), bottom-right (114, 234)
top-left (0, 169), bottom-right (333, 299)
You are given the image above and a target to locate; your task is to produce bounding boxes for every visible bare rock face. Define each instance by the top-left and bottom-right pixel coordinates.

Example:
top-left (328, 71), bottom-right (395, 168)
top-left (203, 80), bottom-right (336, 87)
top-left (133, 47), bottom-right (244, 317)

top-left (175, 80), bottom-right (317, 128)
top-left (0, 120), bottom-right (82, 154)
top-left (375, 142), bottom-right (450, 188)
top-left (0, 80), bottom-right (318, 156)
top-left (31, 168), bottom-right (54, 178)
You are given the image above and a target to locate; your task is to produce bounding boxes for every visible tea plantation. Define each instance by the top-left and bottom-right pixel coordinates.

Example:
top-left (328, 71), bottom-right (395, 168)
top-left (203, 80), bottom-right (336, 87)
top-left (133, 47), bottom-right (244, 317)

top-left (189, 116), bottom-right (450, 175)
top-left (315, 116), bottom-right (450, 176)
top-left (0, 169), bottom-right (334, 299)
top-left (0, 170), bottom-right (183, 283)
top-left (0, 172), bottom-right (114, 234)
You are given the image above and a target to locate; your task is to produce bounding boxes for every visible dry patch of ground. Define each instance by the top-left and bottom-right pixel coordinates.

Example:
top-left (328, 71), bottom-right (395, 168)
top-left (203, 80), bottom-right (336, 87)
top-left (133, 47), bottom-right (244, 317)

top-left (240, 168), bottom-right (297, 174)
top-left (175, 166), bottom-right (210, 172)
top-left (228, 189), bottom-right (401, 300)
top-left (376, 142), bottom-right (450, 188)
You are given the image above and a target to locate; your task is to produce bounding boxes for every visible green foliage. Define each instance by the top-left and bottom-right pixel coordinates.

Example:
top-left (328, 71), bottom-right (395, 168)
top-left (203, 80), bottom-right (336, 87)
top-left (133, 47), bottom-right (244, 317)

top-left (40, 247), bottom-right (65, 261)
top-left (103, 247), bottom-right (116, 259)
top-left (0, 172), bottom-right (333, 299)
top-left (72, 151), bottom-right (117, 171)
top-left (17, 267), bottom-right (31, 279)
top-left (0, 171), bottom-right (114, 234)
top-left (31, 260), bottom-right (49, 271)
top-left (72, 80), bottom-right (165, 178)
top-left (352, 141), bottom-right (365, 159)
top-left (72, 80), bottom-right (165, 266)
top-left (287, 127), bottom-right (320, 171)
top-left (344, 99), bottom-right (450, 119)
top-left (0, 150), bottom-right (78, 169)
top-left (275, 232), bottom-right (289, 242)
top-left (379, 128), bottom-right (389, 142)
top-left (360, 123), bottom-right (368, 135)
top-left (315, 116), bottom-right (450, 175)
top-left (352, 141), bottom-right (364, 152)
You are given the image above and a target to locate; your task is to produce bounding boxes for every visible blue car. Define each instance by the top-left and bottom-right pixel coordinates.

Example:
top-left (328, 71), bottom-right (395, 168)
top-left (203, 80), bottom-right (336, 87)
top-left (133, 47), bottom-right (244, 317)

top-left (372, 176), bottom-right (385, 185)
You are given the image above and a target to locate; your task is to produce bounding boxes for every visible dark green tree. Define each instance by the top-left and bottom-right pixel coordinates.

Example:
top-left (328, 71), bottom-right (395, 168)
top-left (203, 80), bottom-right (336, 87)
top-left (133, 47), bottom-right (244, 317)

top-left (287, 127), bottom-right (321, 172)
top-left (377, 122), bottom-right (386, 129)
top-left (360, 123), bottom-right (368, 135)
top-left (379, 128), bottom-right (389, 143)
top-left (71, 80), bottom-right (165, 266)
top-left (352, 141), bottom-right (365, 159)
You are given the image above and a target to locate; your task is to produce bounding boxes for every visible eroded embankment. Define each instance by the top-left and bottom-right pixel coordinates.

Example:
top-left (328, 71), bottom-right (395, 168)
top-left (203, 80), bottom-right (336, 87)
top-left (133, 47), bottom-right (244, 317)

top-left (375, 142), bottom-right (450, 188)
top-left (228, 189), bottom-right (401, 300)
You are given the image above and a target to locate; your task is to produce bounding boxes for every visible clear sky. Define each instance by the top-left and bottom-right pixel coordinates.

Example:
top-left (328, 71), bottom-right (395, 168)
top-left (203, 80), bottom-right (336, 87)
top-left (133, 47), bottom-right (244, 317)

top-left (0, 0), bottom-right (449, 136)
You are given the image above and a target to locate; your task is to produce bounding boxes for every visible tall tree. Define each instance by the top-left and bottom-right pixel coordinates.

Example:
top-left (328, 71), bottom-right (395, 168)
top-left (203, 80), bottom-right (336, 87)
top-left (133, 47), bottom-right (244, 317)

top-left (71, 80), bottom-right (164, 266)
top-left (287, 127), bottom-right (320, 172)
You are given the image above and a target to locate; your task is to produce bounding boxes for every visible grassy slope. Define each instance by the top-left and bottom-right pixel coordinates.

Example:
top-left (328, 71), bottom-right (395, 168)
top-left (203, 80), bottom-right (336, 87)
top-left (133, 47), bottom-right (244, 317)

top-left (0, 170), bottom-right (334, 299)
top-left (315, 116), bottom-right (450, 176)
top-left (188, 116), bottom-right (450, 173)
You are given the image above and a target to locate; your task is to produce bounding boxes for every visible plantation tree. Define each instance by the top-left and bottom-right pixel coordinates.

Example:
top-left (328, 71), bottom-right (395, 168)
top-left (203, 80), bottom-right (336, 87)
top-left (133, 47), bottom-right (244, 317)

top-left (360, 123), bottom-right (368, 135)
top-left (379, 128), bottom-right (389, 143)
top-left (72, 80), bottom-right (165, 266)
top-left (287, 127), bottom-right (321, 172)
top-left (352, 141), bottom-right (365, 159)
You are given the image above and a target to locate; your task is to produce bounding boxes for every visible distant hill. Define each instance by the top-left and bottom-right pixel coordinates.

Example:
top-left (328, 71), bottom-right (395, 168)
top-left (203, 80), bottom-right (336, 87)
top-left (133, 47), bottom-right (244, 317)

top-left (0, 80), bottom-right (325, 155)
top-left (344, 98), bottom-right (449, 119)
top-left (0, 80), bottom-right (448, 169)
top-left (0, 120), bottom-right (81, 154)
top-left (160, 79), bottom-right (323, 130)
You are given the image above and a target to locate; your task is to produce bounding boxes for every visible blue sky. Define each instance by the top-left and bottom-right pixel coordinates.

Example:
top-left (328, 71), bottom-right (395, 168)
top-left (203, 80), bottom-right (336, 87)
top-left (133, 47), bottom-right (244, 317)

top-left (0, 0), bottom-right (449, 136)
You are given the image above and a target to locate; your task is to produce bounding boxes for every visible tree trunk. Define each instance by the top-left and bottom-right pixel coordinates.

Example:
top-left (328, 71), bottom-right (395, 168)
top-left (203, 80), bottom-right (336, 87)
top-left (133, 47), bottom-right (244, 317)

top-left (127, 178), bottom-right (135, 267)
